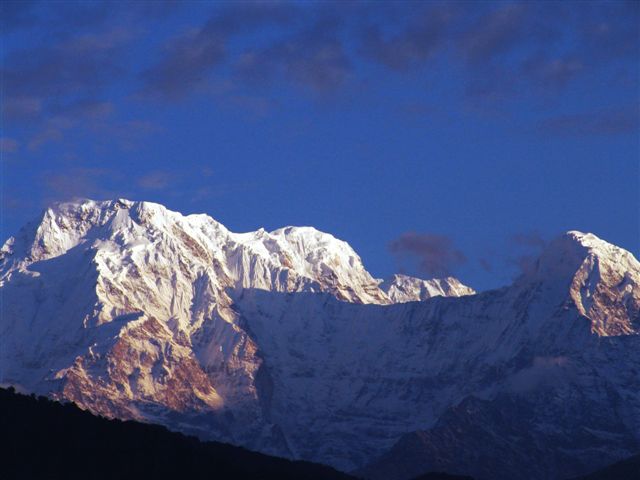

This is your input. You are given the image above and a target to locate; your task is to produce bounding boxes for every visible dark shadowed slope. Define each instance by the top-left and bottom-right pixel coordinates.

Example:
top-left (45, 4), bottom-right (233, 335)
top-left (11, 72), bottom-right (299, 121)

top-left (358, 394), bottom-right (638, 480)
top-left (569, 453), bottom-right (640, 480)
top-left (0, 387), bottom-right (355, 480)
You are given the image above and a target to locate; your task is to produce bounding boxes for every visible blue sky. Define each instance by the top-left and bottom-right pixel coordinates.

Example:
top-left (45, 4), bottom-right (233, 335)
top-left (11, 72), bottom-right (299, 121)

top-left (1, 0), bottom-right (638, 291)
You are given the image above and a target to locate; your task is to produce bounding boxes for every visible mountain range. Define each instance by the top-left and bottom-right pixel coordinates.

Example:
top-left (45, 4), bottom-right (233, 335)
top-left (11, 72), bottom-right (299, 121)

top-left (1, 198), bottom-right (638, 479)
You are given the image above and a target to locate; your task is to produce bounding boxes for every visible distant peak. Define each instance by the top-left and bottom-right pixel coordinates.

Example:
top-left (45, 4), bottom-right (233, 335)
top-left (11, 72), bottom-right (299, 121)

top-left (380, 273), bottom-right (475, 303)
top-left (545, 230), bottom-right (629, 260)
top-left (563, 230), bottom-right (597, 245)
top-left (516, 230), bottom-right (639, 294)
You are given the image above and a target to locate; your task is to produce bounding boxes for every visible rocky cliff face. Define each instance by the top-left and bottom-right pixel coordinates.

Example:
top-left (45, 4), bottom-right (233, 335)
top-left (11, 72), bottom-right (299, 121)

top-left (1, 199), bottom-right (638, 479)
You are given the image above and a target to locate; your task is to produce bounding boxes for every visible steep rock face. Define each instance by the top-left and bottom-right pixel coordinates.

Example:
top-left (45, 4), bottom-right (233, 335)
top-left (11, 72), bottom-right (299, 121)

top-left (1, 199), bottom-right (639, 479)
top-left (379, 274), bottom-right (475, 303)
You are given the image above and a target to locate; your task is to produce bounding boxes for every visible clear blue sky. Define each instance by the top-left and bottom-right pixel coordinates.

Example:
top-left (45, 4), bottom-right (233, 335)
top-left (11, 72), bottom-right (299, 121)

top-left (1, 0), bottom-right (638, 291)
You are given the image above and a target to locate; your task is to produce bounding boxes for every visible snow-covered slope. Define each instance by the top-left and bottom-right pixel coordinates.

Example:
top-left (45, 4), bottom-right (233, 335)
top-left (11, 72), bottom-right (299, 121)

top-left (379, 274), bottom-right (475, 302)
top-left (1, 199), bottom-right (639, 480)
top-left (0, 199), bottom-right (389, 304)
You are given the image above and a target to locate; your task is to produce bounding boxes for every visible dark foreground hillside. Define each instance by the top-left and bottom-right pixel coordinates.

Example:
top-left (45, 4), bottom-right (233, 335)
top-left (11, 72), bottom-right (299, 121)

top-left (0, 387), bottom-right (476, 480)
top-left (411, 473), bottom-right (474, 480)
top-left (0, 387), bottom-right (355, 480)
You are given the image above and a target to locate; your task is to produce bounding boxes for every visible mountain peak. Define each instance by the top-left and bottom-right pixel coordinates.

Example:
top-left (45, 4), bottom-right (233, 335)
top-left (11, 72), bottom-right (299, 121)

top-left (517, 230), bottom-right (640, 336)
top-left (379, 274), bottom-right (475, 303)
top-left (520, 230), bottom-right (636, 281)
top-left (554, 230), bottom-right (636, 257)
top-left (2, 198), bottom-right (390, 304)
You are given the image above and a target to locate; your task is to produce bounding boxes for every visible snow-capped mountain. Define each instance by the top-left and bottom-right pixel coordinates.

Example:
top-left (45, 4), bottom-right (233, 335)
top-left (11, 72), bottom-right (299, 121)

top-left (1, 199), bottom-right (639, 480)
top-left (379, 274), bottom-right (475, 303)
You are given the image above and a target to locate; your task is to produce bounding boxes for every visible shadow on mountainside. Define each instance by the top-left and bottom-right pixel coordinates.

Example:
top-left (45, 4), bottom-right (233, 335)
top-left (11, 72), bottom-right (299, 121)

top-left (357, 393), bottom-right (639, 480)
top-left (567, 453), bottom-right (640, 480)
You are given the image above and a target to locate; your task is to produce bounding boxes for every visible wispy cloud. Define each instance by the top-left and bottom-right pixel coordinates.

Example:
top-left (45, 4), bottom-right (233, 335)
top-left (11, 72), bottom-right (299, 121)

top-left (4, 1), bottom-right (638, 108)
top-left (389, 232), bottom-right (466, 277)
top-left (538, 106), bottom-right (640, 137)
top-left (40, 167), bottom-right (130, 204)
top-left (2, 20), bottom-right (142, 152)
top-left (508, 231), bottom-right (549, 276)
top-left (140, 2), bottom-right (297, 100)
top-left (2, 27), bottom-right (133, 106)
top-left (0, 137), bottom-right (19, 154)
top-left (0, 0), bottom-right (39, 34)
top-left (511, 231), bottom-right (547, 249)
top-left (458, 3), bottom-right (530, 65)
top-left (361, 6), bottom-right (453, 72)
top-left (138, 171), bottom-right (172, 190)
top-left (235, 17), bottom-right (351, 93)
top-left (523, 55), bottom-right (585, 90)
top-left (140, 28), bottom-right (226, 100)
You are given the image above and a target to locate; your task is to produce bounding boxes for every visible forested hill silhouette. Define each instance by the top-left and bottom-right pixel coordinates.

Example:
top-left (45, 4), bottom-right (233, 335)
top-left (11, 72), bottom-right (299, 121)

top-left (0, 387), bottom-right (355, 480)
top-left (1, 386), bottom-right (482, 480)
